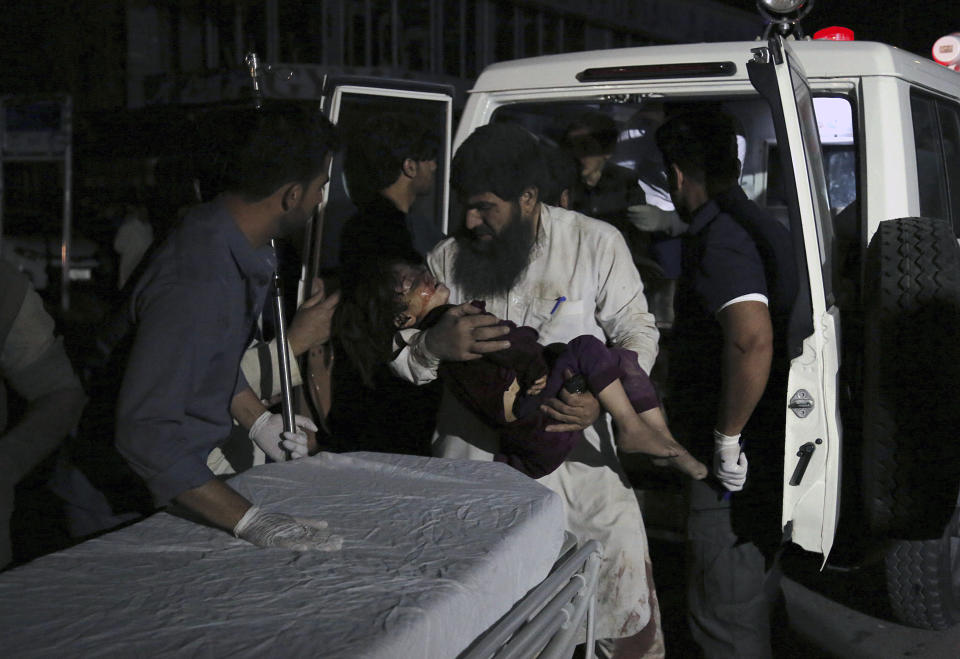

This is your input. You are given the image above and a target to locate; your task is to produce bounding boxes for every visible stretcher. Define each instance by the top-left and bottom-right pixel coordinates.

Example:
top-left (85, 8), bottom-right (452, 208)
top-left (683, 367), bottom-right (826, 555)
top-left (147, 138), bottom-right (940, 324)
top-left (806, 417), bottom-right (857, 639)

top-left (0, 452), bottom-right (599, 657)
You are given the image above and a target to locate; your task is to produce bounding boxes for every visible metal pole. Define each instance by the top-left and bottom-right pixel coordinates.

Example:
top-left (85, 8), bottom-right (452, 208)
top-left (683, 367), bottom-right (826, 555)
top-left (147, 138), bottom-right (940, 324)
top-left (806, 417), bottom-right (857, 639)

top-left (246, 51), bottom-right (296, 438)
top-left (271, 240), bottom-right (296, 435)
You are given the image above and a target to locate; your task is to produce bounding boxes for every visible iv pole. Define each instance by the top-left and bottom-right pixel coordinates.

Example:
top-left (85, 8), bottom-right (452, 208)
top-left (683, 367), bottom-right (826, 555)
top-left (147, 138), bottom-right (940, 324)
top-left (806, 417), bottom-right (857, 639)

top-left (245, 51), bottom-right (297, 440)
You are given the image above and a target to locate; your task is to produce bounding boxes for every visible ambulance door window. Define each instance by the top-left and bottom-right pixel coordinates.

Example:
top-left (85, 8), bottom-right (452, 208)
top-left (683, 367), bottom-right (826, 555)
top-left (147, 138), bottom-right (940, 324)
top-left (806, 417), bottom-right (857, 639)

top-left (937, 100), bottom-right (960, 235)
top-left (911, 90), bottom-right (951, 230)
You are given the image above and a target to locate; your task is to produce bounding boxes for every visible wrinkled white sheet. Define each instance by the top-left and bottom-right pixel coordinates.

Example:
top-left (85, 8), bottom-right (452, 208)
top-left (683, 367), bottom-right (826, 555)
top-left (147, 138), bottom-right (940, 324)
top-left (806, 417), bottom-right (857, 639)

top-left (0, 452), bottom-right (565, 658)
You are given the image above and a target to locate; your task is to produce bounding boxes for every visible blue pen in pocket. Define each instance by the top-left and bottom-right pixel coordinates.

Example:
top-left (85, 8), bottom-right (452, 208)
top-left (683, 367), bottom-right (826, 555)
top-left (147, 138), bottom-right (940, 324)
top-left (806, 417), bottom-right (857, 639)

top-left (549, 296), bottom-right (566, 314)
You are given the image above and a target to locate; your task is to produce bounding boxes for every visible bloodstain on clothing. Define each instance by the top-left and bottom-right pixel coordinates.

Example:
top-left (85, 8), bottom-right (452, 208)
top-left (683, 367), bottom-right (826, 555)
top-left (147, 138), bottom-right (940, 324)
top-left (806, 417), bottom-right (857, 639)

top-left (613, 557), bottom-right (665, 658)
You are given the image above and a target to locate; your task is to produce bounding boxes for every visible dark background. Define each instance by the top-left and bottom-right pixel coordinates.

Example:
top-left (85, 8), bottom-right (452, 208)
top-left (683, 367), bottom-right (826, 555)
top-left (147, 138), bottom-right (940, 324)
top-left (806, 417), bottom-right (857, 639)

top-left (0, 1), bottom-right (956, 113)
top-left (724, 0), bottom-right (956, 57)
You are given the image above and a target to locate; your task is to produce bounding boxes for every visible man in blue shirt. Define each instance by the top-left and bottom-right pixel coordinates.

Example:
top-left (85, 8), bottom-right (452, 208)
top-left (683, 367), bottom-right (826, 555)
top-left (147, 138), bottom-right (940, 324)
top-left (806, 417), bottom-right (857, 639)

top-left (657, 110), bottom-right (797, 658)
top-left (115, 105), bottom-right (342, 550)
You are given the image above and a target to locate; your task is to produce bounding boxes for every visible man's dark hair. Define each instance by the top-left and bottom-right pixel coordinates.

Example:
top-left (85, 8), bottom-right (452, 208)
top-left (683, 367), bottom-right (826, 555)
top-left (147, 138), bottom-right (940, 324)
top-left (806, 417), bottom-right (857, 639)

top-left (540, 144), bottom-right (579, 206)
top-left (198, 101), bottom-right (339, 201)
top-left (562, 112), bottom-right (619, 157)
top-left (451, 122), bottom-right (547, 202)
top-left (343, 113), bottom-right (440, 204)
top-left (333, 257), bottom-right (409, 388)
top-left (655, 110), bottom-right (741, 194)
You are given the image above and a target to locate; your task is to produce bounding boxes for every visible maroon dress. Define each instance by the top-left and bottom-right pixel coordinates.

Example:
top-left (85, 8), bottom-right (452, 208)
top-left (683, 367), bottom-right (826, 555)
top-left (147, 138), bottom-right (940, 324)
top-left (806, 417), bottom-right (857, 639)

top-left (421, 302), bottom-right (660, 478)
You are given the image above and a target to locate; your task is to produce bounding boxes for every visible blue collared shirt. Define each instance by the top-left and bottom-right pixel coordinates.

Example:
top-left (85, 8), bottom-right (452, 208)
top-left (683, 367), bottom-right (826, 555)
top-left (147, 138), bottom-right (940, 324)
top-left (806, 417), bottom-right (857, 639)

top-left (115, 202), bottom-right (275, 504)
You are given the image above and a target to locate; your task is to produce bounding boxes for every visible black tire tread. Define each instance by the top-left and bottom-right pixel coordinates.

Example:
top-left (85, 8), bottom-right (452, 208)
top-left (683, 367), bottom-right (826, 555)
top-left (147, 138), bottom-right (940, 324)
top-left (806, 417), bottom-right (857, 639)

top-left (862, 218), bottom-right (960, 537)
top-left (886, 537), bottom-right (958, 630)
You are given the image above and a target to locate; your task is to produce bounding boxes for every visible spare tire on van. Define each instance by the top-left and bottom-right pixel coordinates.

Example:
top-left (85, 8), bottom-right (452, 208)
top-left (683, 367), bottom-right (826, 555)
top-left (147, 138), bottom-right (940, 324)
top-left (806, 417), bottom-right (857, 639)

top-left (862, 217), bottom-right (960, 630)
top-left (861, 217), bottom-right (960, 538)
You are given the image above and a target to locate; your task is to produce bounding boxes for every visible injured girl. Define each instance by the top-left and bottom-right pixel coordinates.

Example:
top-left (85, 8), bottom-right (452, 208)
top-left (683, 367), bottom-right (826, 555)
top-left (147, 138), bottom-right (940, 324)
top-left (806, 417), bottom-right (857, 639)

top-left (335, 259), bottom-right (707, 480)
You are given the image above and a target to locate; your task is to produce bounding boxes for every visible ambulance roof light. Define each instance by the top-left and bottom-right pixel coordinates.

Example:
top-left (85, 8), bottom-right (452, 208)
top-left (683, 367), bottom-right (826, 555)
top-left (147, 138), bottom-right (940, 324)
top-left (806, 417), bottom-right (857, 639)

top-left (813, 26), bottom-right (855, 41)
top-left (932, 33), bottom-right (960, 71)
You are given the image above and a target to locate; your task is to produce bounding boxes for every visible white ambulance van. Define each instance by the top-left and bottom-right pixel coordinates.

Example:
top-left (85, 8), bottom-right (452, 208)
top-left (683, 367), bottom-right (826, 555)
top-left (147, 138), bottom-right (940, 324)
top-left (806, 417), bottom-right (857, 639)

top-left (313, 1), bottom-right (960, 630)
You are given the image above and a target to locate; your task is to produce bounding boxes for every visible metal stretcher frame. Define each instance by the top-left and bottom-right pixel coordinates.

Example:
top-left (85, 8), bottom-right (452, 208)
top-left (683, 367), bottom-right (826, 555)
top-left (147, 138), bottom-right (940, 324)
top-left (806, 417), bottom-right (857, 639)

top-left (463, 535), bottom-right (603, 659)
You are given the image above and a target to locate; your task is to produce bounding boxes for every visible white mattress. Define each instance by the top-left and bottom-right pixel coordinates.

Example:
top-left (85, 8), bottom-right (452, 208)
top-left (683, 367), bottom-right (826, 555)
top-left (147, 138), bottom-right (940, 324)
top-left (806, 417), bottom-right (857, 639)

top-left (0, 452), bottom-right (566, 658)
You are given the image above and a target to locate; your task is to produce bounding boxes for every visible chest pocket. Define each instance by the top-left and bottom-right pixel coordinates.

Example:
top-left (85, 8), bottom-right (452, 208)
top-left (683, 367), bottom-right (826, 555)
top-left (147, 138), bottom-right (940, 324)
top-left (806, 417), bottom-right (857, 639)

top-left (524, 297), bottom-right (587, 343)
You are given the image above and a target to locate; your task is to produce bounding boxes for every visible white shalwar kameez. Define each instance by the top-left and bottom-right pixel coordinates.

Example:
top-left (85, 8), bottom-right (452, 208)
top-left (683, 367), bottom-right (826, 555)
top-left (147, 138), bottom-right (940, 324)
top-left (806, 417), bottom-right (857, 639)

top-left (392, 204), bottom-right (662, 643)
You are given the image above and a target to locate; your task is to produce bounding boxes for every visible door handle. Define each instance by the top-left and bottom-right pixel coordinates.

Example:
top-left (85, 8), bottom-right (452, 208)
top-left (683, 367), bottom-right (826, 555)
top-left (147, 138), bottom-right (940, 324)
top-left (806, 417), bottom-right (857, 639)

top-left (789, 442), bottom-right (817, 486)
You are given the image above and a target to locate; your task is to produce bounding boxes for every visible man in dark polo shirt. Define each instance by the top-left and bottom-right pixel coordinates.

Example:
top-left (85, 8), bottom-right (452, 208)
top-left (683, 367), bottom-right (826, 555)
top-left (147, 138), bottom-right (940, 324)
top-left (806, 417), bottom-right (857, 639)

top-left (339, 113), bottom-right (444, 269)
top-left (115, 105), bottom-right (342, 551)
top-left (656, 110), bottom-right (797, 658)
top-left (330, 113), bottom-right (445, 456)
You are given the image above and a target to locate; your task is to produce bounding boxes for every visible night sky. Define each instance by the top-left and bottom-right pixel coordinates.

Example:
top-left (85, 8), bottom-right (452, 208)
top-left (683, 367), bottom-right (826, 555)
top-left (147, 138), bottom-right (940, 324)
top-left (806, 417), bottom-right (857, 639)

top-left (722, 0), bottom-right (957, 59)
top-left (0, 1), bottom-right (957, 112)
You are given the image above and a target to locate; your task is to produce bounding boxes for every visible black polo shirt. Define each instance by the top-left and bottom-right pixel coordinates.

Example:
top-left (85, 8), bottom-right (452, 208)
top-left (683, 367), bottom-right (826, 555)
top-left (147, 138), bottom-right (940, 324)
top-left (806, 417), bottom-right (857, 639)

top-left (668, 190), bottom-right (769, 460)
top-left (669, 187), bottom-right (796, 549)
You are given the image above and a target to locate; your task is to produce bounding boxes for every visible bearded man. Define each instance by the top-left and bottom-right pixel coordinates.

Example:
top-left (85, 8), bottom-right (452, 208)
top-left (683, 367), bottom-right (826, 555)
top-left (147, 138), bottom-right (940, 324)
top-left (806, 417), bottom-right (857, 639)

top-left (391, 123), bottom-right (664, 657)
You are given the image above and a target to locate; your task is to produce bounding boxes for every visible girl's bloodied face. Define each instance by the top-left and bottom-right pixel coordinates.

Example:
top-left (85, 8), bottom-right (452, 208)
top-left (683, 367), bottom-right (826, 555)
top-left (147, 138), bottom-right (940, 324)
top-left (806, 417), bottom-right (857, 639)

top-left (393, 263), bottom-right (450, 328)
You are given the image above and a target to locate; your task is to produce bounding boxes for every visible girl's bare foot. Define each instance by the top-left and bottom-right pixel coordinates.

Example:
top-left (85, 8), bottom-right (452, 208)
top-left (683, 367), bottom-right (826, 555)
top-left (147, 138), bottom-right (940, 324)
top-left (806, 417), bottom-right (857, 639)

top-left (617, 421), bottom-right (708, 480)
top-left (651, 449), bottom-right (708, 480)
top-left (599, 381), bottom-right (708, 479)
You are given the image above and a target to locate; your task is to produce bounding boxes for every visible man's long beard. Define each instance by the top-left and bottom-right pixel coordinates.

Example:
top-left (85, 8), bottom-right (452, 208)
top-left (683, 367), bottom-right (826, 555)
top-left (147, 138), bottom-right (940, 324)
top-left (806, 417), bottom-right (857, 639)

top-left (451, 206), bottom-right (535, 300)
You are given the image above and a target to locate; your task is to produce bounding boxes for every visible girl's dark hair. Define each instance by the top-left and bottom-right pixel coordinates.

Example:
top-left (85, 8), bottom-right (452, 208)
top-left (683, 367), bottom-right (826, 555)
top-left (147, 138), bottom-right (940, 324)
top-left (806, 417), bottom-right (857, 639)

top-left (333, 257), bottom-right (410, 388)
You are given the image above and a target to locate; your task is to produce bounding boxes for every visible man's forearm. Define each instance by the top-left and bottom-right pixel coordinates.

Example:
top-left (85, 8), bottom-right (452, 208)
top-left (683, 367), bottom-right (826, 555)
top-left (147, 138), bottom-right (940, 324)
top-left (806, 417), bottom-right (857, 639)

top-left (614, 313), bottom-right (660, 374)
top-left (716, 334), bottom-right (772, 436)
top-left (174, 478), bottom-right (253, 531)
top-left (715, 301), bottom-right (774, 436)
top-left (595, 232), bottom-right (660, 373)
top-left (230, 386), bottom-right (268, 430)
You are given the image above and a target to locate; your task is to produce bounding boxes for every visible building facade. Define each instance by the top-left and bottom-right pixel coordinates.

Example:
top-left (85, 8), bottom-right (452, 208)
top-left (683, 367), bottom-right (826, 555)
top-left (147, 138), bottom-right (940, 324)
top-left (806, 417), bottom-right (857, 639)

top-left (127, 0), bottom-right (761, 107)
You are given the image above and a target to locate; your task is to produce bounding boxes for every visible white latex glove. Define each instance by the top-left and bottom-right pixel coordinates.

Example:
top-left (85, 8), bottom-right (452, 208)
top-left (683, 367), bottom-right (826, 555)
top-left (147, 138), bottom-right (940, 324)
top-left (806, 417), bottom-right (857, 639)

top-left (248, 411), bottom-right (317, 461)
top-left (713, 429), bottom-right (748, 492)
top-left (626, 204), bottom-right (689, 236)
top-left (233, 506), bottom-right (342, 551)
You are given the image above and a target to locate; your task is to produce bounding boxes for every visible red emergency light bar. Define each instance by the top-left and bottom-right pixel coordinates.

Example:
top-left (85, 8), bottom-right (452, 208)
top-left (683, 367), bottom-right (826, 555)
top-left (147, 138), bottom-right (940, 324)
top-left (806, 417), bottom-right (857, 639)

top-left (933, 34), bottom-right (960, 69)
top-left (814, 26), bottom-right (854, 41)
top-left (576, 61), bottom-right (736, 82)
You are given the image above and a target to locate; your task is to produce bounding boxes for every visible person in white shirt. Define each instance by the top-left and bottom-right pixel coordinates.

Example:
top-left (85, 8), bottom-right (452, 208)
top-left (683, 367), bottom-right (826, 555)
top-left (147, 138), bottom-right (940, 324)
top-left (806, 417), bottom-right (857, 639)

top-left (391, 123), bottom-right (665, 657)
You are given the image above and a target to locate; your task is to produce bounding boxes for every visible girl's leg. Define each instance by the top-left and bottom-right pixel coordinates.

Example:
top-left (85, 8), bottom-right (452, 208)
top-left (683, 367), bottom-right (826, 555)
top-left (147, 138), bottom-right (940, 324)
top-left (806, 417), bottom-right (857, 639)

top-left (596, 381), bottom-right (707, 480)
top-left (555, 336), bottom-right (706, 479)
